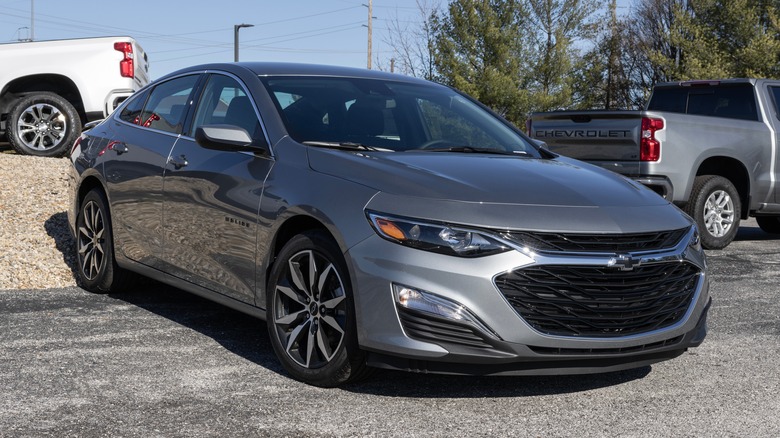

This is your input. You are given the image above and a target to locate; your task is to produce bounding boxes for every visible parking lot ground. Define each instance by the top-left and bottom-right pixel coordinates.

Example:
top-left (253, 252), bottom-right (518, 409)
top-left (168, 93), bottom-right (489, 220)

top-left (1, 203), bottom-right (780, 434)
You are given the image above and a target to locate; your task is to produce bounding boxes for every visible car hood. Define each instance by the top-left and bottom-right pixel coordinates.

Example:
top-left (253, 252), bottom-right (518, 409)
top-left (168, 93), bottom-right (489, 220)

top-left (307, 149), bottom-right (689, 233)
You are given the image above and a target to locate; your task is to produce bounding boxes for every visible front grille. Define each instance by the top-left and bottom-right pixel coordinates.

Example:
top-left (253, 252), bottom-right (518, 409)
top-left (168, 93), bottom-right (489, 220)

top-left (504, 228), bottom-right (688, 253)
top-left (397, 308), bottom-right (495, 349)
top-left (495, 262), bottom-right (700, 337)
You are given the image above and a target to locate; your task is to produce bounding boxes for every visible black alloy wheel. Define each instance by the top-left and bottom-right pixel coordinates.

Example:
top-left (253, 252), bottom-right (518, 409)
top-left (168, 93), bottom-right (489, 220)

top-left (76, 188), bottom-right (136, 293)
top-left (267, 231), bottom-right (371, 387)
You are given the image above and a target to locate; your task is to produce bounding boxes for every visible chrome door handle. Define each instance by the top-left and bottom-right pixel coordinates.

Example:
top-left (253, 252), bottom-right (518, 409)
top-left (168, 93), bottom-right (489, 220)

top-left (107, 141), bottom-right (128, 155)
top-left (168, 155), bottom-right (188, 169)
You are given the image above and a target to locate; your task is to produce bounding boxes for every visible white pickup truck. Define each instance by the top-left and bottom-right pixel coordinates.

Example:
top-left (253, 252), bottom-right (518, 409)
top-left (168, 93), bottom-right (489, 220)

top-left (529, 79), bottom-right (780, 249)
top-left (0, 36), bottom-right (149, 156)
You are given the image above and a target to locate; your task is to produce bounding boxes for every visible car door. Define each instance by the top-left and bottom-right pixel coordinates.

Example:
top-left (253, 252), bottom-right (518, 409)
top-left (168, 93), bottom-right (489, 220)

top-left (161, 72), bottom-right (273, 303)
top-left (103, 74), bottom-right (201, 268)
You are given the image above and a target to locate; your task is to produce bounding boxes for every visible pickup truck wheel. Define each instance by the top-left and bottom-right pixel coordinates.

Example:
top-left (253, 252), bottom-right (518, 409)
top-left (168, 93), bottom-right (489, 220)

top-left (685, 175), bottom-right (741, 250)
top-left (756, 216), bottom-right (780, 234)
top-left (7, 92), bottom-right (82, 157)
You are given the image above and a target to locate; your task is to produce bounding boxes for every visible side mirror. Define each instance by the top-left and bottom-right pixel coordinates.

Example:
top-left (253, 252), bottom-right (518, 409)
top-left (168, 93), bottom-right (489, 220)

top-left (194, 125), bottom-right (266, 152)
top-left (531, 138), bottom-right (548, 150)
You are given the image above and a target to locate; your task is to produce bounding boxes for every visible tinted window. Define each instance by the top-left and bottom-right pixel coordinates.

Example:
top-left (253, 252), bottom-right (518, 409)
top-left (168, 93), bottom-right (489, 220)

top-left (648, 84), bottom-right (758, 121)
top-left (191, 74), bottom-right (261, 138)
top-left (261, 76), bottom-right (538, 155)
top-left (770, 86), bottom-right (780, 120)
top-left (118, 89), bottom-right (150, 124)
top-left (139, 75), bottom-right (199, 134)
top-left (646, 88), bottom-right (686, 113)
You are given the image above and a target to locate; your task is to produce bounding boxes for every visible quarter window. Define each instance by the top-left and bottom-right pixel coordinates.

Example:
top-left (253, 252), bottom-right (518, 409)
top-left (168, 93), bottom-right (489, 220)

top-left (118, 89), bottom-right (150, 124)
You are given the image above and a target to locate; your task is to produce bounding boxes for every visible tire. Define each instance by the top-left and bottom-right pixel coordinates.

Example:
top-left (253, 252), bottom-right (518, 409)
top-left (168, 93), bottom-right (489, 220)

top-left (266, 231), bottom-right (371, 387)
top-left (76, 188), bottom-right (137, 293)
top-left (756, 216), bottom-right (780, 234)
top-left (7, 92), bottom-right (82, 157)
top-left (684, 175), bottom-right (741, 250)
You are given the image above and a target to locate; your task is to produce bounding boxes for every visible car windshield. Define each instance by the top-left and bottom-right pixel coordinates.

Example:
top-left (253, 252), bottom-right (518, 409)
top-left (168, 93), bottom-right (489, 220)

top-left (260, 76), bottom-right (540, 156)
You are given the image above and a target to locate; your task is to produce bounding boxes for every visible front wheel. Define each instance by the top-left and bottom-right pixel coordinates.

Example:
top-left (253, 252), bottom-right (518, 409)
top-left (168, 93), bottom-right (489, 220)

top-left (685, 175), bottom-right (741, 250)
top-left (7, 92), bottom-right (82, 157)
top-left (756, 216), bottom-right (780, 234)
top-left (266, 231), bottom-right (370, 387)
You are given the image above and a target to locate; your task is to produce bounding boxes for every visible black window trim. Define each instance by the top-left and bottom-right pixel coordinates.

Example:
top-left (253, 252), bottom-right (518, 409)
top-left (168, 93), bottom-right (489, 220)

top-left (182, 70), bottom-right (273, 157)
top-left (112, 72), bottom-right (203, 139)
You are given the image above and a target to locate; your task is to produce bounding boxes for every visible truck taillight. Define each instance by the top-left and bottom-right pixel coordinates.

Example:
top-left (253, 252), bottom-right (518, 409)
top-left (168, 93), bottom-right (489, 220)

top-left (114, 42), bottom-right (134, 78)
top-left (640, 117), bottom-right (663, 162)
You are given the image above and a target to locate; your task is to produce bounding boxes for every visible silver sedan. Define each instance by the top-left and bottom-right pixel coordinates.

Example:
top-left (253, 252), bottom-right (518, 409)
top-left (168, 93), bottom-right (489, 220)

top-left (68, 63), bottom-right (710, 387)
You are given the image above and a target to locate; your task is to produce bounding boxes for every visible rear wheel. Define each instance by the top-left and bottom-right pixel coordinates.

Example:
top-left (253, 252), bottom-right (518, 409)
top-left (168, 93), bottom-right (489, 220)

top-left (7, 92), bottom-right (81, 157)
top-left (756, 216), bottom-right (780, 234)
top-left (684, 175), bottom-right (741, 250)
top-left (266, 231), bottom-right (370, 387)
top-left (76, 188), bottom-right (137, 293)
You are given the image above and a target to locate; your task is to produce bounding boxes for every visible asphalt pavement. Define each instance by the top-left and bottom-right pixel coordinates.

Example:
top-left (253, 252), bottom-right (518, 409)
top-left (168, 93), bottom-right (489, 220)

top-left (1, 219), bottom-right (779, 437)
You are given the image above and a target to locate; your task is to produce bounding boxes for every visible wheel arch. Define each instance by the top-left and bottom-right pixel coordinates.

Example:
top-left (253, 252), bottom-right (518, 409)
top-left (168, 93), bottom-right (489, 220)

top-left (1, 74), bottom-right (86, 122)
top-left (695, 156), bottom-right (750, 219)
top-left (76, 174), bottom-right (108, 211)
top-left (259, 214), bottom-right (342, 305)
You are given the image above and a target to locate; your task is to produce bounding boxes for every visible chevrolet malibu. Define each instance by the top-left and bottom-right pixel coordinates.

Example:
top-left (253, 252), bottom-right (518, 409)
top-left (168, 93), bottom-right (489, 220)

top-left (68, 63), bottom-right (710, 387)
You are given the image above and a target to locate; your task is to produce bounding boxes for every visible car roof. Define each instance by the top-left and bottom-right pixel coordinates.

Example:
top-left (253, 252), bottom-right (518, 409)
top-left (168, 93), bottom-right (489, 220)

top-left (158, 62), bottom-right (432, 86)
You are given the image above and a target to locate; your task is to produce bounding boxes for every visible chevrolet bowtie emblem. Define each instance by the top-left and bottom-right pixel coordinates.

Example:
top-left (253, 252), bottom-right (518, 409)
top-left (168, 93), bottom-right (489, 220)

top-left (608, 254), bottom-right (640, 271)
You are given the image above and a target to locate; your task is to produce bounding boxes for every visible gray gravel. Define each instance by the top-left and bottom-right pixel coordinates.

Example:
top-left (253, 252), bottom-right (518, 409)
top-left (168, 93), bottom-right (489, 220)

top-left (0, 151), bottom-right (77, 289)
top-left (1, 146), bottom-right (779, 436)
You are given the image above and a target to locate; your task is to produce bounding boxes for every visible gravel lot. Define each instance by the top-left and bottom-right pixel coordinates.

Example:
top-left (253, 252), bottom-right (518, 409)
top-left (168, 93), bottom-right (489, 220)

top-left (0, 149), bottom-right (76, 289)
top-left (1, 147), bottom-right (780, 436)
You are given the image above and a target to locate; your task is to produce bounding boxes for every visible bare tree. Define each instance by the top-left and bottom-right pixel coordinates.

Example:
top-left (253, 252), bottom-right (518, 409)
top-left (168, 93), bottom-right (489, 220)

top-left (380, 0), bottom-right (441, 79)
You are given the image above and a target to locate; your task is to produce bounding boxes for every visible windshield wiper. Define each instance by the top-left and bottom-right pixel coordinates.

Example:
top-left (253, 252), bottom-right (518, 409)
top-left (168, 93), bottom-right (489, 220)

top-left (302, 141), bottom-right (390, 152)
top-left (419, 146), bottom-right (526, 155)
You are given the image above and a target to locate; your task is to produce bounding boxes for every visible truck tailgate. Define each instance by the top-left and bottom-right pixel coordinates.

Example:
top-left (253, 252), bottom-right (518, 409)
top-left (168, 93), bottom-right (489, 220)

top-left (530, 111), bottom-right (643, 166)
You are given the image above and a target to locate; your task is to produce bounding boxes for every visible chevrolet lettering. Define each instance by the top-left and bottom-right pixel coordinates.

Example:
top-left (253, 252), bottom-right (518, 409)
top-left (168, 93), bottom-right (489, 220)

top-left (534, 129), bottom-right (632, 139)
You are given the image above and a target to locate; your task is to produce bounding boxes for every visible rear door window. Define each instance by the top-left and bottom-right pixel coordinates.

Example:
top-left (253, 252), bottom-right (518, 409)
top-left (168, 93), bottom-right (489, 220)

top-left (139, 75), bottom-right (199, 134)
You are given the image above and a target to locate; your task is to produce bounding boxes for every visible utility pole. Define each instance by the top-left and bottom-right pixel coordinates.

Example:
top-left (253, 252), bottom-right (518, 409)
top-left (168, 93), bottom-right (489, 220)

top-left (30, 0), bottom-right (34, 41)
top-left (390, 58), bottom-right (395, 73)
top-left (234, 23), bottom-right (254, 62)
top-left (605, 0), bottom-right (618, 109)
top-left (365, 0), bottom-right (373, 69)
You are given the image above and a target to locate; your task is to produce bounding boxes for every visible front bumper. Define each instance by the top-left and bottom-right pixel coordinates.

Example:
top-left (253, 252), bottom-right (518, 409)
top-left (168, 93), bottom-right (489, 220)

top-left (346, 230), bottom-right (709, 375)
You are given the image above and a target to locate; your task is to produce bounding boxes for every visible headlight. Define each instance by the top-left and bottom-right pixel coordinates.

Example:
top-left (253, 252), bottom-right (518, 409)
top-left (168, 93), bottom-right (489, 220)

top-left (366, 211), bottom-right (510, 257)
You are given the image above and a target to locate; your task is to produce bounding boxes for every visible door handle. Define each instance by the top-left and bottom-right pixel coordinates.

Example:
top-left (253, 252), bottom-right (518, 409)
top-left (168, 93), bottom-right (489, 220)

top-left (106, 141), bottom-right (128, 155)
top-left (168, 154), bottom-right (188, 169)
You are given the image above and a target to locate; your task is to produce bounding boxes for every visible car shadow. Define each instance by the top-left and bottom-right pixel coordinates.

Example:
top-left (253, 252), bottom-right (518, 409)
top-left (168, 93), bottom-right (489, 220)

top-left (107, 283), bottom-right (286, 375)
top-left (44, 211), bottom-right (81, 285)
top-left (343, 366), bottom-right (651, 398)
top-left (734, 224), bottom-right (780, 242)
top-left (98, 282), bottom-right (652, 398)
